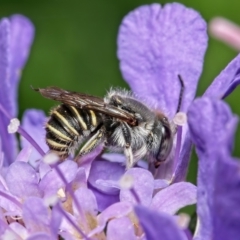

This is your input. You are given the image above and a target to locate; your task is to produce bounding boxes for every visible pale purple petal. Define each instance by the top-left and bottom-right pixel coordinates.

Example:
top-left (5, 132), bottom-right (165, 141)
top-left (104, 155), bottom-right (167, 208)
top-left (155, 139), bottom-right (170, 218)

top-left (118, 3), bottom-right (207, 118)
top-left (107, 217), bottom-right (136, 240)
top-left (88, 201), bottom-right (132, 237)
top-left (211, 153), bottom-right (240, 240)
top-left (120, 168), bottom-right (154, 206)
top-left (50, 205), bottom-right (61, 238)
top-left (0, 19), bottom-right (18, 165)
top-left (188, 98), bottom-right (237, 154)
top-left (9, 15), bottom-right (34, 116)
top-left (21, 109), bottom-right (48, 163)
top-left (135, 205), bottom-right (187, 240)
top-left (22, 197), bottom-right (50, 234)
top-left (39, 161), bottom-right (51, 179)
top-left (5, 161), bottom-right (42, 200)
top-left (88, 185), bottom-right (119, 212)
top-left (9, 222), bottom-right (28, 239)
top-left (88, 160), bottom-right (124, 194)
top-left (204, 54), bottom-right (240, 99)
top-left (70, 167), bottom-right (87, 189)
top-left (15, 145), bottom-right (32, 162)
top-left (0, 138), bottom-right (3, 169)
top-left (39, 160), bottom-right (77, 197)
top-left (102, 153), bottom-right (126, 163)
top-left (172, 131), bottom-right (192, 183)
top-left (27, 233), bottom-right (53, 240)
top-left (151, 182), bottom-right (197, 214)
top-left (0, 190), bottom-right (22, 215)
top-left (188, 98), bottom-right (238, 240)
top-left (58, 212), bottom-right (78, 239)
top-left (73, 187), bottom-right (98, 219)
top-left (154, 179), bottom-right (169, 189)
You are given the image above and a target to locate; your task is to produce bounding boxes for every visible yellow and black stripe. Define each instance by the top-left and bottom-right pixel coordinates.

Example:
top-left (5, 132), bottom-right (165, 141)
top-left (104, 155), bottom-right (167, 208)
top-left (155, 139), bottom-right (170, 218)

top-left (46, 104), bottom-right (102, 158)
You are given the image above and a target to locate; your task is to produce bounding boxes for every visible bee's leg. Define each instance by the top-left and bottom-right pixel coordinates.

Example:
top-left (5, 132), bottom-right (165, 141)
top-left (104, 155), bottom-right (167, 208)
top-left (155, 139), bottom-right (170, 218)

top-left (77, 126), bottom-right (105, 157)
top-left (124, 145), bottom-right (134, 169)
top-left (121, 122), bottom-right (134, 169)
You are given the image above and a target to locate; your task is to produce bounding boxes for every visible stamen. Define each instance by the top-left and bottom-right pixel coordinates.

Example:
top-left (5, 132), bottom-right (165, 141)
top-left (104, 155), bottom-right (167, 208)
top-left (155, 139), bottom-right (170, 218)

top-left (7, 118), bottom-right (20, 133)
top-left (173, 112), bottom-right (187, 126)
top-left (55, 203), bottom-right (90, 240)
top-left (0, 103), bottom-right (45, 157)
top-left (177, 213), bottom-right (190, 229)
top-left (119, 174), bottom-right (134, 189)
top-left (57, 188), bottom-right (66, 200)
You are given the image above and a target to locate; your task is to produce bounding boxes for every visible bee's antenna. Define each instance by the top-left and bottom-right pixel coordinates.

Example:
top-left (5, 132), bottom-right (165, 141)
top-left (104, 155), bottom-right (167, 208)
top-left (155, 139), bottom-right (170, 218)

top-left (176, 75), bottom-right (184, 113)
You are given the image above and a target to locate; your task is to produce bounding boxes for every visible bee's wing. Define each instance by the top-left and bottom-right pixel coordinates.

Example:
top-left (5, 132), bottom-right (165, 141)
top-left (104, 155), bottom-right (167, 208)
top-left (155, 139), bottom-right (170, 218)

top-left (34, 86), bottom-right (137, 126)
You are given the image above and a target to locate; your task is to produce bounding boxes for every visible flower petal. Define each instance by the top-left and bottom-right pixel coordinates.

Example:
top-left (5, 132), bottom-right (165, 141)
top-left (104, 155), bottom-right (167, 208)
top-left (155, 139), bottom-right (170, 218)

top-left (39, 160), bottom-right (77, 197)
top-left (27, 233), bottom-right (53, 240)
top-left (22, 197), bottom-right (50, 234)
top-left (120, 168), bottom-right (154, 206)
top-left (9, 222), bottom-right (28, 239)
top-left (5, 161), bottom-right (42, 200)
top-left (211, 153), bottom-right (240, 240)
top-left (49, 204), bottom-right (62, 238)
top-left (188, 98), bottom-right (238, 239)
top-left (171, 131), bottom-right (192, 183)
top-left (88, 159), bottom-right (124, 194)
top-left (9, 15), bottom-right (34, 116)
top-left (21, 109), bottom-right (48, 164)
top-left (204, 54), bottom-right (240, 99)
top-left (188, 98), bottom-right (237, 153)
top-left (151, 182), bottom-right (197, 214)
top-left (107, 217), bottom-right (136, 240)
top-left (0, 19), bottom-right (18, 165)
top-left (88, 185), bottom-right (119, 212)
top-left (117, 3), bottom-right (207, 118)
top-left (15, 145), bottom-right (33, 162)
top-left (88, 201), bottom-right (132, 237)
top-left (135, 205), bottom-right (187, 240)
top-left (0, 189), bottom-right (22, 215)
top-left (73, 187), bottom-right (98, 219)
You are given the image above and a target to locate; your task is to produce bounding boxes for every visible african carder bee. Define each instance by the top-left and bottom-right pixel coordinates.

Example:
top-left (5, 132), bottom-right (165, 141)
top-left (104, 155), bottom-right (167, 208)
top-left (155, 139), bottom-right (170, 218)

top-left (34, 76), bottom-right (183, 169)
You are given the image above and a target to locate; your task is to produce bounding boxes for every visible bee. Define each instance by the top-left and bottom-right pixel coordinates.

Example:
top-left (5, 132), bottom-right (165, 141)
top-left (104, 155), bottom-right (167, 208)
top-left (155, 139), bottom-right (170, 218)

top-left (33, 76), bottom-right (184, 169)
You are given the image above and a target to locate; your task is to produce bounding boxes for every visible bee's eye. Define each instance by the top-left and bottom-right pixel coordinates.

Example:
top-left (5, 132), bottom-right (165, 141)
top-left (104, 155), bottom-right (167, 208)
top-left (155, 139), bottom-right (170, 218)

top-left (156, 124), bottom-right (173, 163)
top-left (162, 117), bottom-right (168, 123)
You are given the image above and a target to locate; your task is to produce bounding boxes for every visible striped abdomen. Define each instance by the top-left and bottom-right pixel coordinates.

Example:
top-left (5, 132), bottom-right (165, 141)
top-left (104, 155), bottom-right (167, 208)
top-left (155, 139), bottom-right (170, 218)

top-left (46, 104), bottom-right (102, 158)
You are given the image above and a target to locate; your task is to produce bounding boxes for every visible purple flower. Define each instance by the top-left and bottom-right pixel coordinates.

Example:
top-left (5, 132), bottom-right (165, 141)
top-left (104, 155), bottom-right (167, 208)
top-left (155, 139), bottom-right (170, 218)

top-left (116, 2), bottom-right (240, 184)
top-left (0, 2), bottom-right (240, 240)
top-left (0, 15), bottom-right (34, 166)
top-left (188, 97), bottom-right (240, 240)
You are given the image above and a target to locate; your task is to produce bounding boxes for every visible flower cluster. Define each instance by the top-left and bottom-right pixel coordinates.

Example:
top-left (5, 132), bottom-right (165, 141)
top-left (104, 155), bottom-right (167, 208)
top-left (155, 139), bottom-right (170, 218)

top-left (0, 3), bottom-right (240, 240)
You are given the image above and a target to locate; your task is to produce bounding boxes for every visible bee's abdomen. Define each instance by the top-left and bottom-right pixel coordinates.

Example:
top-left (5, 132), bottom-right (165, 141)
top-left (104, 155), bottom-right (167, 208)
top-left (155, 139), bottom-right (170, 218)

top-left (46, 104), bottom-right (102, 158)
